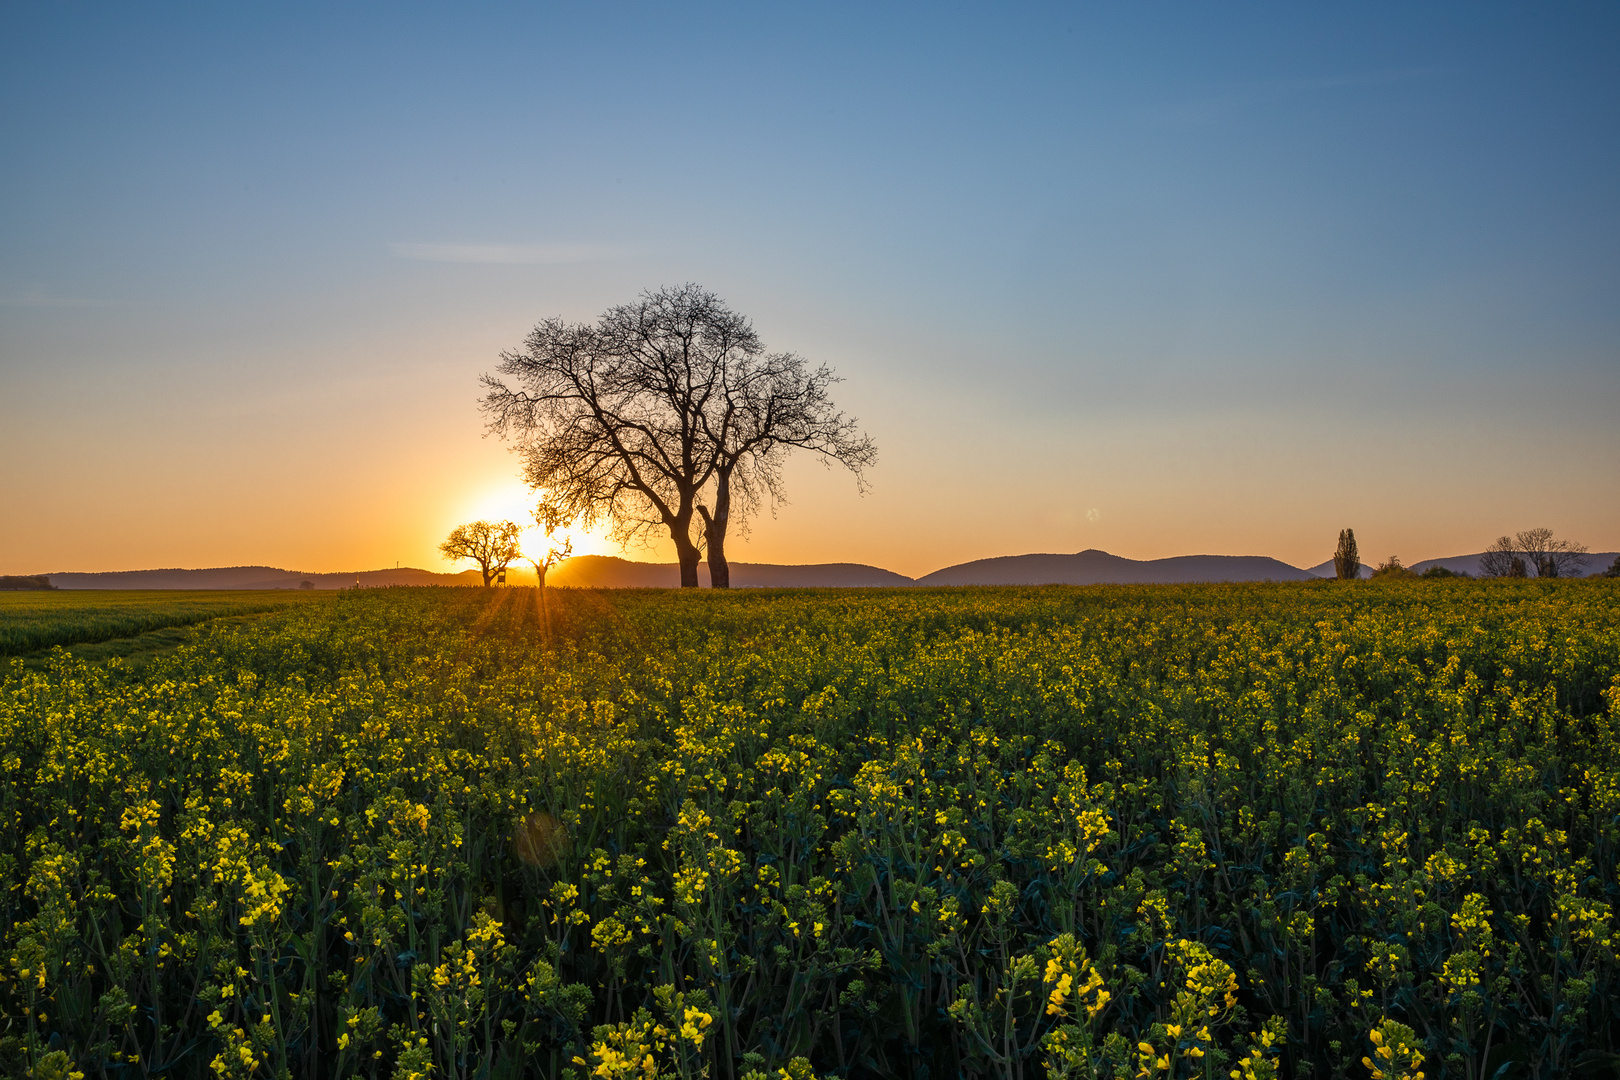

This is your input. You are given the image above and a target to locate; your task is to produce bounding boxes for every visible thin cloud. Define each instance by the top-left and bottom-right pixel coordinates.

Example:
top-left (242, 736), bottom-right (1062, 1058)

top-left (389, 242), bottom-right (625, 265)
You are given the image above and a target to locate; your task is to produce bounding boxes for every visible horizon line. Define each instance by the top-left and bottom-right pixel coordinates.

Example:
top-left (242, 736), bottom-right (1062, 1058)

top-left (22, 544), bottom-right (1614, 583)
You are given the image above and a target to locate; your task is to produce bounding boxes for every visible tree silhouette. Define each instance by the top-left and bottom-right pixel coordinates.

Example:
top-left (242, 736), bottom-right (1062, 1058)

top-left (482, 285), bottom-right (873, 588)
top-left (1479, 535), bottom-right (1519, 578)
top-left (1514, 527), bottom-right (1589, 578)
top-left (1333, 528), bottom-right (1360, 580)
top-left (525, 500), bottom-right (575, 591)
top-left (483, 286), bottom-right (753, 587)
top-left (439, 520), bottom-right (521, 587)
top-left (696, 351), bottom-right (874, 588)
top-left (1481, 530), bottom-right (1589, 578)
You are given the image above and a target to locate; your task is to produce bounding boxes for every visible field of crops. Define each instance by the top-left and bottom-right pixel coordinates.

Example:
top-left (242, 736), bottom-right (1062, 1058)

top-left (0, 591), bottom-right (327, 657)
top-left (3, 581), bottom-right (1618, 1080)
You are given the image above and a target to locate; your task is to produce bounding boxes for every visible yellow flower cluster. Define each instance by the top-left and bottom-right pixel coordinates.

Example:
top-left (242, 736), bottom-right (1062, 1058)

top-left (1363, 1020), bottom-right (1426, 1080)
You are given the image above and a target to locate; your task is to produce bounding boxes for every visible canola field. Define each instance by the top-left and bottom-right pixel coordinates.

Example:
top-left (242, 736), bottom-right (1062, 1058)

top-left (0, 591), bottom-right (326, 657)
top-left (3, 581), bottom-right (1618, 1080)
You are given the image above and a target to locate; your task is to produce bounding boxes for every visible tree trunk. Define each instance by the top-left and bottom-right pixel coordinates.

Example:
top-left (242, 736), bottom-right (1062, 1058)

top-left (675, 539), bottom-right (702, 587)
top-left (704, 516), bottom-right (729, 588)
top-left (669, 511), bottom-right (703, 588)
top-left (698, 471), bottom-right (733, 588)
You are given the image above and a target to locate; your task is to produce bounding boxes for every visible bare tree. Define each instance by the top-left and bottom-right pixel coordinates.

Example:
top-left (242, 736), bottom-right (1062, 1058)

top-left (440, 520), bottom-right (522, 587)
top-left (1515, 528), bottom-right (1555, 577)
top-left (696, 352), bottom-right (876, 588)
top-left (1479, 536), bottom-right (1519, 578)
top-left (1515, 527), bottom-right (1589, 578)
top-left (526, 499), bottom-right (575, 591)
top-left (1333, 528), bottom-right (1360, 581)
top-left (481, 285), bottom-right (759, 587)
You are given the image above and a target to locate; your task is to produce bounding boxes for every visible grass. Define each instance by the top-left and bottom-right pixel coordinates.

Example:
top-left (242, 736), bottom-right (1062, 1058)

top-left (0, 589), bottom-right (330, 657)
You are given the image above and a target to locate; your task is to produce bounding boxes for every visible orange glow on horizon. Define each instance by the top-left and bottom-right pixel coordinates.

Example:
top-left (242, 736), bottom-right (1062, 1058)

top-left (445, 479), bottom-right (618, 567)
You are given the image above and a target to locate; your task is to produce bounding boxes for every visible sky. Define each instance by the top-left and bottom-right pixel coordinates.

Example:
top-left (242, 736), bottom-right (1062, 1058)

top-left (2, 2), bottom-right (1617, 579)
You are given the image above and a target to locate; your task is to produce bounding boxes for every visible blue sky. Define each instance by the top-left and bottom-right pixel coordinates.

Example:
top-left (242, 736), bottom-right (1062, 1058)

top-left (3, 3), bottom-right (1616, 575)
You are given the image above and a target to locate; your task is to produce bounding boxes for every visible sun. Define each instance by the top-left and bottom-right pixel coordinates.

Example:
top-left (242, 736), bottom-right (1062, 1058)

top-left (450, 480), bottom-right (615, 560)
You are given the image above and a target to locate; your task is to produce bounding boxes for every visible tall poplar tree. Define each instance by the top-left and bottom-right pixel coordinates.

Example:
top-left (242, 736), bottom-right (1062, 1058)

top-left (1333, 528), bottom-right (1360, 580)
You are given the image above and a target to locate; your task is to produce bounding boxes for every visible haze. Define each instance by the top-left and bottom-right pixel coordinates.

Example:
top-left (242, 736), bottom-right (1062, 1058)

top-left (3, 3), bottom-right (1616, 579)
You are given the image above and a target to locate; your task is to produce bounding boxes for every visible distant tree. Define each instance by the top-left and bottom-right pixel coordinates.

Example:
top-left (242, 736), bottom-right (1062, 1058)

top-left (299, 580), bottom-right (315, 590)
top-left (1514, 527), bottom-right (1554, 574)
top-left (1371, 555), bottom-right (1413, 579)
top-left (1515, 527), bottom-right (1589, 578)
top-left (696, 351), bottom-right (875, 588)
top-left (1479, 536), bottom-right (1520, 578)
top-left (440, 520), bottom-right (521, 587)
top-left (1333, 528), bottom-right (1360, 580)
top-left (1420, 565), bottom-right (1469, 580)
top-left (525, 500), bottom-right (575, 591)
top-left (482, 285), bottom-right (760, 588)
top-left (0, 575), bottom-right (54, 591)
top-left (1604, 555), bottom-right (1620, 579)
top-left (1542, 537), bottom-right (1589, 578)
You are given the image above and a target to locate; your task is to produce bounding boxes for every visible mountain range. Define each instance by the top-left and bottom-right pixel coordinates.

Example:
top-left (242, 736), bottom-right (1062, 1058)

top-left (27, 548), bottom-right (1617, 589)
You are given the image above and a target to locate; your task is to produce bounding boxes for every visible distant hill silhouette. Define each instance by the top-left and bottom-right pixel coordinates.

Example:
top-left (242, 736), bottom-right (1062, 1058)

top-left (915, 549), bottom-right (1316, 586)
top-left (42, 566), bottom-right (483, 590)
top-left (1306, 552), bottom-right (1618, 578)
top-left (1406, 551), bottom-right (1618, 577)
top-left (38, 559), bottom-right (912, 590)
top-left (33, 549), bottom-right (1614, 591)
top-left (1305, 559), bottom-right (1374, 579)
top-left (547, 555), bottom-right (913, 588)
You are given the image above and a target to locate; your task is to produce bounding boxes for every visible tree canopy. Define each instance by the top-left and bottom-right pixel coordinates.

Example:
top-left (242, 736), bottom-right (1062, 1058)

top-left (439, 520), bottom-right (521, 587)
top-left (481, 285), bottom-right (873, 587)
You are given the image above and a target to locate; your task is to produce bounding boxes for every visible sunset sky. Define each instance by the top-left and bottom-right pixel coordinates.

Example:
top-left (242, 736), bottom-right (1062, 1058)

top-left (3, 3), bottom-right (1617, 579)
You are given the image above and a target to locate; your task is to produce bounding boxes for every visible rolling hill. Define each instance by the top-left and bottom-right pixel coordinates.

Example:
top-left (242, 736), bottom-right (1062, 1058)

top-left (915, 549), bottom-right (1317, 586)
top-left (1406, 551), bottom-right (1618, 577)
top-left (1304, 559), bottom-right (1374, 579)
top-left (32, 549), bottom-right (1615, 591)
top-left (1307, 552), bottom-right (1619, 578)
top-left (546, 555), bottom-right (913, 588)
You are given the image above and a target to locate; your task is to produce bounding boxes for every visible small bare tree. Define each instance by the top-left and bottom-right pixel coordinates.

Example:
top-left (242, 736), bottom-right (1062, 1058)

top-left (1515, 528), bottom-right (1555, 577)
top-left (1479, 536), bottom-right (1520, 578)
top-left (1333, 528), bottom-right (1360, 580)
top-left (526, 500), bottom-right (575, 591)
top-left (481, 285), bottom-right (758, 588)
top-left (440, 520), bottom-right (521, 587)
top-left (1515, 527), bottom-right (1589, 578)
top-left (696, 352), bottom-right (876, 588)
